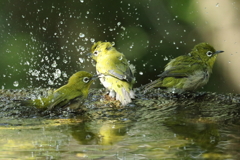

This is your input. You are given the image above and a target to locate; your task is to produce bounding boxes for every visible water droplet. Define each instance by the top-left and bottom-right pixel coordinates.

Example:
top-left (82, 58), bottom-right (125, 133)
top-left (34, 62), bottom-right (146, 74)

top-left (86, 134), bottom-right (91, 139)
top-left (13, 81), bottom-right (19, 87)
top-left (51, 61), bottom-right (57, 67)
top-left (119, 56), bottom-right (123, 61)
top-left (63, 59), bottom-right (68, 64)
top-left (42, 27), bottom-right (46, 31)
top-left (117, 22), bottom-right (121, 26)
top-left (80, 0), bottom-right (84, 3)
top-left (176, 47), bottom-right (179, 49)
top-left (48, 79), bottom-right (54, 85)
top-left (193, 39), bottom-right (196, 42)
top-left (79, 33), bottom-right (85, 38)
top-left (171, 88), bottom-right (176, 93)
top-left (62, 72), bottom-right (67, 78)
top-left (160, 40), bottom-right (163, 43)
top-left (24, 61), bottom-right (30, 65)
top-left (163, 56), bottom-right (168, 61)
top-left (129, 44), bottom-right (134, 49)
top-left (79, 58), bottom-right (85, 63)
top-left (31, 70), bottom-right (40, 76)
top-left (121, 26), bottom-right (125, 30)
top-left (53, 69), bottom-right (61, 79)
top-left (90, 38), bottom-right (95, 43)
top-left (22, 15), bottom-right (25, 18)
top-left (139, 72), bottom-right (143, 75)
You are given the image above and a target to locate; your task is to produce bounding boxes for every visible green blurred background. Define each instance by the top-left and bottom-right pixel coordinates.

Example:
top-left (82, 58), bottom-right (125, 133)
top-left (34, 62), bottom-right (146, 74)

top-left (0, 0), bottom-right (239, 93)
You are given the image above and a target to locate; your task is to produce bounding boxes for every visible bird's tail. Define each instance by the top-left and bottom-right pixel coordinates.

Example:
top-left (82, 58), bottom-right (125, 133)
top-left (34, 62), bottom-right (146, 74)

top-left (20, 98), bottom-right (48, 110)
top-left (19, 99), bottom-right (32, 106)
top-left (143, 79), bottom-right (162, 91)
top-left (115, 87), bottom-right (135, 106)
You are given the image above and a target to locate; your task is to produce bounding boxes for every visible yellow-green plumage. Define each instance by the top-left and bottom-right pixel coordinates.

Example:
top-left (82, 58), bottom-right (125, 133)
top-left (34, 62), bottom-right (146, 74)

top-left (24, 71), bottom-right (94, 110)
top-left (145, 43), bottom-right (223, 92)
top-left (89, 41), bottom-right (135, 106)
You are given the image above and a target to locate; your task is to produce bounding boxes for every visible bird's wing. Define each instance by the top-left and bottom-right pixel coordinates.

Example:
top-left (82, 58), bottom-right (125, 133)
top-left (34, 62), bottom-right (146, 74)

top-left (98, 55), bottom-right (134, 82)
top-left (158, 61), bottom-right (203, 79)
top-left (45, 92), bottom-right (69, 111)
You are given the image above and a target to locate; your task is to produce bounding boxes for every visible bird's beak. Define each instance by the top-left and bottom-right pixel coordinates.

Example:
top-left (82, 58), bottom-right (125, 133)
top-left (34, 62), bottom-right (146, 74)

top-left (86, 53), bottom-right (93, 57)
top-left (215, 50), bottom-right (224, 54)
top-left (91, 74), bottom-right (99, 80)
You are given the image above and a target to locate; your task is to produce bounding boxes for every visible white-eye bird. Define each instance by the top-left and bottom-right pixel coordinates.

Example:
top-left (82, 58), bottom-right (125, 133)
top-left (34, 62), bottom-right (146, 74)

top-left (144, 43), bottom-right (224, 92)
top-left (89, 41), bottom-right (135, 106)
top-left (22, 71), bottom-right (95, 110)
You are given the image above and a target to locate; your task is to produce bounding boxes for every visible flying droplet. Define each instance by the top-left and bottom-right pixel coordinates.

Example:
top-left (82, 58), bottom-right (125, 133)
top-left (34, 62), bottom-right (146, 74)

top-left (53, 69), bottom-right (61, 79)
top-left (171, 88), bottom-right (176, 94)
top-left (63, 59), bottom-right (68, 64)
top-left (31, 70), bottom-right (40, 76)
top-left (79, 33), bottom-right (85, 38)
top-left (139, 72), bottom-right (143, 75)
top-left (24, 61), bottom-right (30, 65)
top-left (119, 56), bottom-right (123, 61)
top-left (79, 58), bottom-right (85, 63)
top-left (48, 79), bottom-right (54, 85)
top-left (62, 72), bottom-right (67, 78)
top-left (13, 81), bottom-right (19, 87)
top-left (51, 61), bottom-right (57, 67)
top-left (90, 38), bottom-right (95, 43)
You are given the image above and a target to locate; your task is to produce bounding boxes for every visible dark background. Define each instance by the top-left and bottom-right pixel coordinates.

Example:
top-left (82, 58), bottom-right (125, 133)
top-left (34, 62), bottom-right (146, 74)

top-left (0, 0), bottom-right (239, 93)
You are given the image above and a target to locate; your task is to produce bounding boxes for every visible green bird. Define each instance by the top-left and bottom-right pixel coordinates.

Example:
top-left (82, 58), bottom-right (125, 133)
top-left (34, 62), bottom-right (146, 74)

top-left (23, 71), bottom-right (95, 110)
top-left (89, 41), bottom-right (135, 106)
top-left (144, 42), bottom-right (224, 92)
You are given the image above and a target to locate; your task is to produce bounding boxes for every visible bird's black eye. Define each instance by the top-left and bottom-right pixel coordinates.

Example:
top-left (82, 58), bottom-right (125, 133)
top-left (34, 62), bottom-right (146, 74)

top-left (83, 77), bottom-right (90, 83)
top-left (94, 51), bottom-right (98, 55)
top-left (206, 51), bottom-right (213, 57)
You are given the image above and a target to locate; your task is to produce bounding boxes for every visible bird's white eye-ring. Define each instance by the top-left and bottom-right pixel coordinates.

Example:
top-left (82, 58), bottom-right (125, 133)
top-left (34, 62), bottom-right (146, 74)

top-left (94, 51), bottom-right (99, 55)
top-left (206, 51), bottom-right (213, 57)
top-left (83, 77), bottom-right (90, 83)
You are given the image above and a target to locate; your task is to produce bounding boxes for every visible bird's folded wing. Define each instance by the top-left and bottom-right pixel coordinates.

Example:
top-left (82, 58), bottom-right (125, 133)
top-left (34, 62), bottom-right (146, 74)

top-left (100, 58), bottom-right (134, 82)
top-left (158, 63), bottom-right (203, 79)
